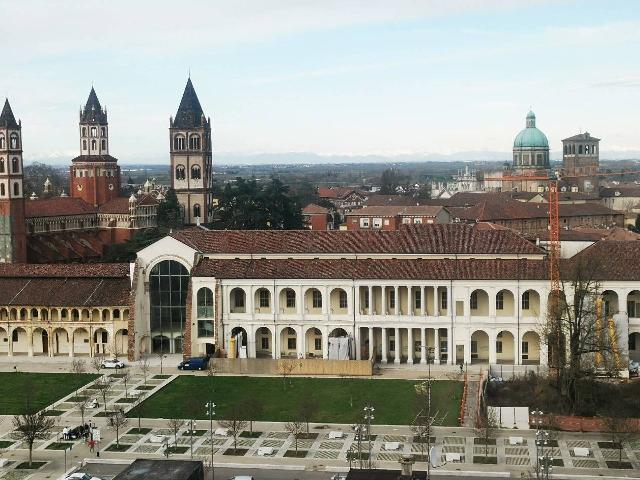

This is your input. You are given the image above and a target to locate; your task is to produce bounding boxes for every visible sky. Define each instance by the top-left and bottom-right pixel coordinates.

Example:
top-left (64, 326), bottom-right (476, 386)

top-left (2, 0), bottom-right (640, 164)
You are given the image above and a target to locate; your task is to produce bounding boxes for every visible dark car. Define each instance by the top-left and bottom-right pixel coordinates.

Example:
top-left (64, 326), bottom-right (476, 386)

top-left (178, 357), bottom-right (209, 371)
top-left (68, 424), bottom-right (90, 440)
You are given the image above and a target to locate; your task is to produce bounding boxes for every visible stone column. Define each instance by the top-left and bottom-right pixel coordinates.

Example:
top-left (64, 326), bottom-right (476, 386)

top-left (368, 286), bottom-right (373, 315)
top-left (394, 327), bottom-right (401, 364)
top-left (394, 286), bottom-right (399, 315)
top-left (381, 286), bottom-right (387, 315)
top-left (381, 328), bottom-right (388, 364)
top-left (27, 327), bottom-right (33, 357)
top-left (447, 328), bottom-right (454, 365)
top-left (489, 288), bottom-right (497, 318)
top-left (489, 331), bottom-right (497, 365)
top-left (354, 327), bottom-right (361, 360)
top-left (420, 328), bottom-right (427, 364)
top-left (69, 330), bottom-right (75, 357)
top-left (296, 326), bottom-right (305, 359)
top-left (434, 328), bottom-right (441, 364)
top-left (272, 327), bottom-right (278, 359)
top-left (433, 286), bottom-right (440, 317)
top-left (420, 287), bottom-right (426, 316)
top-left (8, 328), bottom-right (13, 357)
top-left (407, 328), bottom-right (414, 364)
top-left (368, 327), bottom-right (374, 360)
top-left (322, 286), bottom-right (329, 316)
top-left (322, 326), bottom-right (329, 360)
top-left (408, 286), bottom-right (414, 316)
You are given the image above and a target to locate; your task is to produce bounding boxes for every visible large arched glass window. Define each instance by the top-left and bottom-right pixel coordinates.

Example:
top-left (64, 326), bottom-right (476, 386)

top-left (191, 164), bottom-right (201, 180)
top-left (149, 260), bottom-right (190, 354)
top-left (189, 134), bottom-right (200, 150)
top-left (174, 135), bottom-right (185, 150)
top-left (197, 287), bottom-right (213, 318)
top-left (175, 165), bottom-right (185, 180)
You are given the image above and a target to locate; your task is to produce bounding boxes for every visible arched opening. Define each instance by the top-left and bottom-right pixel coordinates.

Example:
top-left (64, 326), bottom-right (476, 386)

top-left (12, 327), bottom-right (28, 355)
top-left (254, 288), bottom-right (271, 314)
top-left (471, 330), bottom-right (489, 363)
top-left (230, 327), bottom-right (248, 358)
top-left (0, 327), bottom-right (8, 354)
top-left (522, 331), bottom-right (541, 364)
top-left (73, 328), bottom-right (89, 356)
top-left (330, 288), bottom-right (348, 314)
top-left (601, 290), bottom-right (619, 318)
top-left (197, 287), bottom-right (214, 318)
top-left (92, 308), bottom-right (101, 322)
top-left (52, 328), bottom-right (69, 355)
top-left (305, 328), bottom-right (323, 358)
top-left (229, 288), bottom-right (246, 313)
top-left (12, 157), bottom-right (19, 173)
top-left (328, 328), bottom-right (351, 360)
top-left (93, 328), bottom-right (108, 355)
top-left (627, 290), bottom-right (640, 318)
top-left (521, 289), bottom-right (540, 316)
top-left (175, 164), bottom-right (186, 180)
top-left (174, 135), bottom-right (185, 150)
top-left (32, 328), bottom-right (48, 355)
top-left (0, 308), bottom-right (7, 321)
top-left (255, 327), bottom-right (273, 358)
top-left (280, 327), bottom-right (298, 358)
top-left (279, 288), bottom-right (296, 313)
top-left (149, 260), bottom-right (190, 354)
top-left (193, 204), bottom-right (201, 219)
top-left (191, 164), bottom-right (201, 180)
top-left (470, 289), bottom-right (489, 316)
top-left (13, 182), bottom-right (19, 197)
top-left (305, 288), bottom-right (322, 314)
top-left (0, 158), bottom-right (5, 173)
top-left (189, 134), bottom-right (200, 150)
top-left (114, 329), bottom-right (128, 357)
top-left (0, 184), bottom-right (4, 197)
top-left (495, 290), bottom-right (514, 316)
top-left (0, 135), bottom-right (4, 149)
top-left (10, 133), bottom-right (19, 149)
top-left (496, 330), bottom-right (515, 364)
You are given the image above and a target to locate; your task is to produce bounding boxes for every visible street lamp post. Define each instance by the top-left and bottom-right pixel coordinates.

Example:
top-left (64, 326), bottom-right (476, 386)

top-left (532, 409), bottom-right (553, 480)
top-left (363, 405), bottom-right (375, 470)
top-left (206, 400), bottom-right (216, 480)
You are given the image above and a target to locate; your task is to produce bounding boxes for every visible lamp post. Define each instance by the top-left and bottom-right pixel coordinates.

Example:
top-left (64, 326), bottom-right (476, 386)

top-left (363, 405), bottom-right (375, 470)
top-left (532, 409), bottom-right (552, 480)
top-left (159, 353), bottom-right (167, 374)
top-left (206, 400), bottom-right (216, 480)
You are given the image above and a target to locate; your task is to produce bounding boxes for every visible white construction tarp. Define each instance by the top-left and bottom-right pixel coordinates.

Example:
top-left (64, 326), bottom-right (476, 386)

top-left (328, 336), bottom-right (351, 360)
top-left (489, 406), bottom-right (530, 430)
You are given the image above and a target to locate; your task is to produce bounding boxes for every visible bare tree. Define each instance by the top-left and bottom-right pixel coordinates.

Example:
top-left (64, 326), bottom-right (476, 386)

top-left (138, 353), bottom-right (151, 386)
top-left (475, 395), bottom-right (497, 458)
top-left (90, 355), bottom-right (104, 375)
top-left (603, 407), bottom-right (639, 464)
top-left (134, 392), bottom-right (146, 432)
top-left (278, 360), bottom-right (298, 390)
top-left (285, 420), bottom-right (305, 453)
top-left (297, 390), bottom-right (319, 435)
top-left (75, 398), bottom-right (88, 426)
top-left (218, 405), bottom-right (247, 453)
top-left (93, 376), bottom-right (114, 412)
top-left (167, 417), bottom-right (185, 447)
top-left (544, 255), bottom-right (623, 411)
top-left (120, 369), bottom-right (132, 399)
top-left (13, 413), bottom-right (55, 466)
top-left (69, 359), bottom-right (87, 400)
top-left (108, 408), bottom-right (129, 448)
top-left (241, 396), bottom-right (264, 435)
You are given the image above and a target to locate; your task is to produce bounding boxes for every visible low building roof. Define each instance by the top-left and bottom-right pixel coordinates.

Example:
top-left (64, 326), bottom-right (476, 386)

top-left (98, 197), bottom-right (131, 214)
top-left (114, 459), bottom-right (203, 480)
top-left (302, 203), bottom-right (330, 215)
top-left (362, 194), bottom-right (418, 206)
top-left (600, 186), bottom-right (640, 198)
top-left (346, 205), bottom-right (446, 217)
top-left (25, 197), bottom-right (96, 218)
top-left (563, 132), bottom-right (600, 142)
top-left (534, 227), bottom-right (640, 242)
top-left (317, 186), bottom-right (364, 199)
top-left (570, 240), bottom-right (640, 281)
top-left (0, 263), bottom-right (130, 307)
top-left (171, 223), bottom-right (543, 256)
top-left (71, 154), bottom-right (119, 163)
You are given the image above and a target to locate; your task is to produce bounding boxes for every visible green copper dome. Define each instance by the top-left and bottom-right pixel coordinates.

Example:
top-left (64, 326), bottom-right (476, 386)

top-left (513, 111), bottom-right (549, 149)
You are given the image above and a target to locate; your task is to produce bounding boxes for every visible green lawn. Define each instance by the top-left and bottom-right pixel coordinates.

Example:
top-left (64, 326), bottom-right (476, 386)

top-left (0, 372), bottom-right (98, 415)
top-left (129, 376), bottom-right (462, 426)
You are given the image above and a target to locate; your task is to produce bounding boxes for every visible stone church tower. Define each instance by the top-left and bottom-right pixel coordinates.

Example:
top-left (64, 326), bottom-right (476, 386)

top-left (70, 88), bottom-right (121, 207)
top-left (0, 99), bottom-right (27, 263)
top-left (170, 78), bottom-right (213, 225)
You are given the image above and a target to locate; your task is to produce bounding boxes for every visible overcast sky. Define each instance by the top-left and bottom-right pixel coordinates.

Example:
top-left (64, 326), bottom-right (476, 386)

top-left (3, 0), bottom-right (640, 163)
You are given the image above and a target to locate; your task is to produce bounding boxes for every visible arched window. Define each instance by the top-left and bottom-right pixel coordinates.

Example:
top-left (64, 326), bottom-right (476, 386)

top-left (82, 140), bottom-right (87, 150)
top-left (13, 182), bottom-right (19, 197)
top-left (174, 135), bottom-right (185, 150)
top-left (0, 184), bottom-right (5, 196)
top-left (82, 127), bottom-right (87, 136)
top-left (175, 165), bottom-right (186, 180)
top-left (90, 127), bottom-right (97, 137)
top-left (0, 158), bottom-right (4, 173)
top-left (193, 204), bottom-right (201, 218)
top-left (197, 287), bottom-right (214, 318)
top-left (149, 260), bottom-right (190, 354)
top-left (585, 145), bottom-right (589, 154)
top-left (189, 135), bottom-right (200, 150)
top-left (578, 144), bottom-right (583, 154)
top-left (91, 140), bottom-right (96, 150)
top-left (0, 135), bottom-right (5, 149)
top-left (339, 290), bottom-right (348, 309)
top-left (101, 127), bottom-right (106, 136)
top-left (11, 158), bottom-right (19, 173)
top-left (9, 134), bottom-right (19, 149)
top-left (191, 164), bottom-right (201, 180)
top-left (101, 140), bottom-right (106, 150)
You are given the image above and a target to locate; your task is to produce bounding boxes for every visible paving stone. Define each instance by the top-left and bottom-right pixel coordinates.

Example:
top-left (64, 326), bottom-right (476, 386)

top-left (266, 432), bottom-right (289, 439)
top-left (473, 446), bottom-right (497, 456)
top-left (571, 459), bottom-right (600, 468)
top-left (314, 450), bottom-right (340, 459)
top-left (320, 441), bottom-right (344, 450)
top-left (506, 456), bottom-right (531, 466)
top-left (601, 449), bottom-right (628, 460)
top-left (382, 435), bottom-right (406, 442)
top-left (442, 445), bottom-right (465, 454)
top-left (505, 447), bottom-right (529, 456)
top-left (566, 440), bottom-right (591, 449)
top-left (377, 452), bottom-right (403, 462)
top-left (443, 437), bottom-right (465, 445)
top-left (260, 440), bottom-right (284, 448)
top-left (134, 445), bottom-right (159, 453)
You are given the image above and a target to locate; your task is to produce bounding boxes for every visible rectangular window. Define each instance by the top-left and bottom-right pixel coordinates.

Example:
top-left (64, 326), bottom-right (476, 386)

top-left (413, 218), bottom-right (422, 224)
top-left (314, 338), bottom-right (322, 351)
top-left (471, 341), bottom-right (478, 354)
top-left (629, 335), bottom-right (637, 351)
top-left (496, 291), bottom-right (504, 310)
top-left (372, 217), bottom-right (382, 229)
top-left (496, 341), bottom-right (503, 354)
top-left (414, 289), bottom-right (421, 309)
top-left (261, 337), bottom-right (269, 350)
top-left (312, 290), bottom-right (322, 309)
top-left (359, 218), bottom-right (370, 228)
top-left (389, 290), bottom-right (395, 309)
top-left (339, 291), bottom-right (348, 309)
top-left (522, 291), bottom-right (530, 310)
top-left (364, 289), bottom-right (370, 309)
top-left (287, 338), bottom-right (296, 350)
top-left (259, 290), bottom-right (270, 308)
top-left (198, 320), bottom-right (214, 338)
top-left (234, 290), bottom-right (245, 308)
top-left (522, 341), bottom-right (529, 359)
top-left (402, 218), bottom-right (411, 224)
top-left (440, 290), bottom-right (447, 310)
top-left (286, 290), bottom-right (296, 308)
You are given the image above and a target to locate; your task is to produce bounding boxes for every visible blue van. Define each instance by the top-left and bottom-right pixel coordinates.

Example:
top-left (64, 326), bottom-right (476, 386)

top-left (177, 357), bottom-right (209, 371)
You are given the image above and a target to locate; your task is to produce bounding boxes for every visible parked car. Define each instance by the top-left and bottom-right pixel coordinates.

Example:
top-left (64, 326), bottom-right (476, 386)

top-left (229, 477), bottom-right (255, 480)
top-left (178, 357), bottom-right (209, 371)
top-left (67, 425), bottom-right (90, 440)
top-left (64, 473), bottom-right (102, 480)
top-left (101, 358), bottom-right (125, 369)
top-left (630, 359), bottom-right (639, 376)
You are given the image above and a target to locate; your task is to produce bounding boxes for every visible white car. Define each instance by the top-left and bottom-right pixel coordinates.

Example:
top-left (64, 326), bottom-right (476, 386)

top-left (100, 358), bottom-right (125, 369)
top-left (64, 473), bottom-right (102, 480)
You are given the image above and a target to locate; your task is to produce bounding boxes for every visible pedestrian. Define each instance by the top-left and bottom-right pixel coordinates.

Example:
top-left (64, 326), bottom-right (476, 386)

top-left (62, 426), bottom-right (68, 440)
top-left (88, 439), bottom-right (95, 452)
top-left (459, 363), bottom-right (464, 374)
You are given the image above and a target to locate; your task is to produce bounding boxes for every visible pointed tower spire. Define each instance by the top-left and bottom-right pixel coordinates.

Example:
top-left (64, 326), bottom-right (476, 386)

top-left (0, 99), bottom-right (19, 128)
top-left (172, 78), bottom-right (206, 128)
top-left (80, 87), bottom-right (107, 123)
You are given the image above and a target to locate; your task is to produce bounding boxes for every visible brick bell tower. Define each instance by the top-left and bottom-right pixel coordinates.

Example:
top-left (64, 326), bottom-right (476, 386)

top-left (0, 99), bottom-right (27, 263)
top-left (70, 88), bottom-right (121, 207)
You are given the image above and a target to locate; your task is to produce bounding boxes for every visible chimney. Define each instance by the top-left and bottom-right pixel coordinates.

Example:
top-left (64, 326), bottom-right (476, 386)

top-left (398, 454), bottom-right (415, 479)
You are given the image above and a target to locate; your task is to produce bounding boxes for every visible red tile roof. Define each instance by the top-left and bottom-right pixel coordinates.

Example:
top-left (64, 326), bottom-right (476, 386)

top-left (25, 197), bottom-right (96, 218)
top-left (363, 195), bottom-right (418, 207)
top-left (346, 205), bottom-right (446, 217)
top-left (568, 241), bottom-right (640, 281)
top-left (302, 203), bottom-right (330, 215)
top-left (0, 263), bottom-right (130, 307)
top-left (317, 187), bottom-right (363, 199)
top-left (171, 223), bottom-right (542, 255)
top-left (71, 154), bottom-right (119, 163)
top-left (98, 197), bottom-right (130, 214)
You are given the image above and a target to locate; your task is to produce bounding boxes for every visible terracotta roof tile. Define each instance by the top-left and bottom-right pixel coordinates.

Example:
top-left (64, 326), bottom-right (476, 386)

top-left (25, 197), bottom-right (96, 218)
top-left (302, 203), bottom-right (330, 215)
top-left (0, 263), bottom-right (129, 278)
top-left (171, 223), bottom-right (542, 255)
top-left (98, 197), bottom-right (130, 214)
top-left (347, 205), bottom-right (446, 217)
